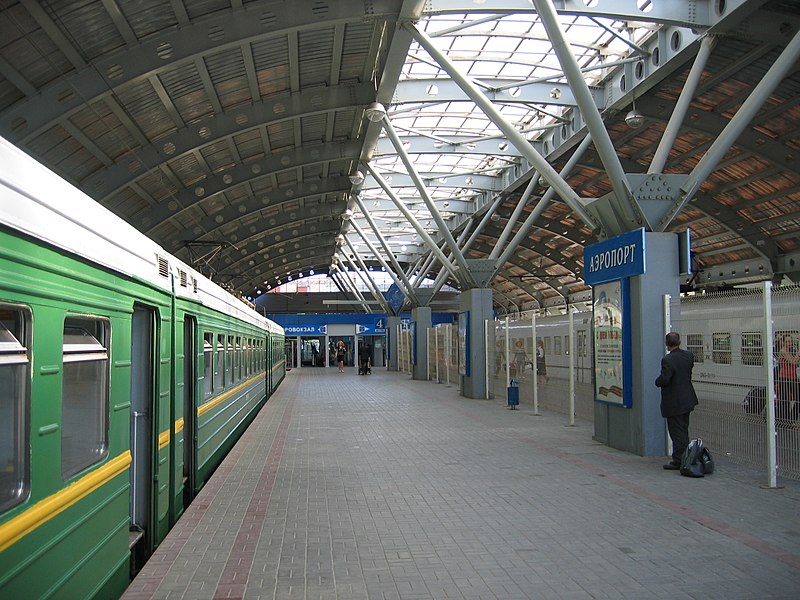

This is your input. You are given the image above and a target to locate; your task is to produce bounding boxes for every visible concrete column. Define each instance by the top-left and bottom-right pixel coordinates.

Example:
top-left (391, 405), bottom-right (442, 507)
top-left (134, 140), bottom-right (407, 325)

top-left (411, 307), bottom-right (432, 381)
top-left (460, 288), bottom-right (494, 399)
top-left (387, 316), bottom-right (400, 371)
top-left (593, 232), bottom-right (680, 456)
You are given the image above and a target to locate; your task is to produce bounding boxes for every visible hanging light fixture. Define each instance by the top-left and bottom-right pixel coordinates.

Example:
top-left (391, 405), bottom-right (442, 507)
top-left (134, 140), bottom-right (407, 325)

top-left (625, 94), bottom-right (645, 129)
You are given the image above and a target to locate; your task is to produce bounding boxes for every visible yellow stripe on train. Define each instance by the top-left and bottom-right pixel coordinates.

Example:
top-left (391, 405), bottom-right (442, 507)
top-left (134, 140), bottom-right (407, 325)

top-left (197, 372), bottom-right (267, 417)
top-left (158, 371), bottom-right (271, 448)
top-left (0, 452), bottom-right (131, 552)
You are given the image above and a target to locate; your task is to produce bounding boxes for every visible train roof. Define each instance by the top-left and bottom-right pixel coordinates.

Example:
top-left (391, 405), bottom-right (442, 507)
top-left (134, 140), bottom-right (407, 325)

top-left (0, 137), bottom-right (282, 335)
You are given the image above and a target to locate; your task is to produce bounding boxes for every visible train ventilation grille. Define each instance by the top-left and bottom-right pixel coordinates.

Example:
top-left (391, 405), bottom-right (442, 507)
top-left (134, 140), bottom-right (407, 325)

top-left (156, 255), bottom-right (169, 278)
top-left (179, 270), bottom-right (188, 287)
top-left (192, 277), bottom-right (198, 293)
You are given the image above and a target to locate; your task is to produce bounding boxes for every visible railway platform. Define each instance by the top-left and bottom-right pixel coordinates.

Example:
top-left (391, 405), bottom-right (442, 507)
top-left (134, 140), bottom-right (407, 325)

top-left (122, 367), bottom-right (800, 600)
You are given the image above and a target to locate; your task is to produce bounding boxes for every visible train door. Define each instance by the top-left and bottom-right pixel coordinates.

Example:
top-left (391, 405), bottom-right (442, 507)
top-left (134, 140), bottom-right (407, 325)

top-left (182, 317), bottom-right (196, 508)
top-left (129, 305), bottom-right (156, 574)
top-left (285, 338), bottom-right (296, 370)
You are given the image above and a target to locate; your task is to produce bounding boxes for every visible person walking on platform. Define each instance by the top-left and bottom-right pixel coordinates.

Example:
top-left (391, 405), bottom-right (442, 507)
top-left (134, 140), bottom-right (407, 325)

top-left (655, 332), bottom-right (699, 470)
top-left (336, 340), bottom-right (347, 373)
top-left (536, 339), bottom-right (548, 384)
top-left (359, 342), bottom-right (372, 375)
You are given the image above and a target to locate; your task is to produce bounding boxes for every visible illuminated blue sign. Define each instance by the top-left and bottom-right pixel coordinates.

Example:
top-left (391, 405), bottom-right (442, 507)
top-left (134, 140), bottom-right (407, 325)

top-left (385, 283), bottom-right (405, 313)
top-left (584, 228), bottom-right (646, 285)
top-left (284, 324), bottom-right (328, 335)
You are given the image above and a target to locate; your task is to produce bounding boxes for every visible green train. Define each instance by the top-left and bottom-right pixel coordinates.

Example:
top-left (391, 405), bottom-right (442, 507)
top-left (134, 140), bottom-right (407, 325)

top-left (0, 136), bottom-right (285, 599)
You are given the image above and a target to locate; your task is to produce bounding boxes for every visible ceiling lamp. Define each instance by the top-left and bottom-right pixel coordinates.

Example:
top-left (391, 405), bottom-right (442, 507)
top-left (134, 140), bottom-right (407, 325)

top-left (349, 169), bottom-right (365, 185)
top-left (364, 102), bottom-right (387, 122)
top-left (625, 96), bottom-right (645, 129)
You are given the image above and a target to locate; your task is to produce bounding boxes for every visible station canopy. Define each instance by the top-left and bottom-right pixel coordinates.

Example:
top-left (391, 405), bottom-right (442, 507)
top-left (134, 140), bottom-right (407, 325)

top-left (0, 1), bottom-right (798, 313)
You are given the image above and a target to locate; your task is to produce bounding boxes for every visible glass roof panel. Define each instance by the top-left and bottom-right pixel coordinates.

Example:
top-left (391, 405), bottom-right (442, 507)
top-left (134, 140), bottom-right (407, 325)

top-left (342, 7), bottom-right (658, 285)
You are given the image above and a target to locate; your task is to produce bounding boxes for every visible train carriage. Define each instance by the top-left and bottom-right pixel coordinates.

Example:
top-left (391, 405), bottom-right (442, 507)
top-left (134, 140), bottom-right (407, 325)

top-left (0, 137), bottom-right (284, 599)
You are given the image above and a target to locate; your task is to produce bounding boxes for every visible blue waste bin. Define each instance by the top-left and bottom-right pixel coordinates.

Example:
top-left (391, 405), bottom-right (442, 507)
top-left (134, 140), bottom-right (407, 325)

top-left (507, 380), bottom-right (519, 409)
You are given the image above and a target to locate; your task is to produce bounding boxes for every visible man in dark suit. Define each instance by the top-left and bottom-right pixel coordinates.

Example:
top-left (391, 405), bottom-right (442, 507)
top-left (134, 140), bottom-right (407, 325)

top-left (655, 332), bottom-right (699, 470)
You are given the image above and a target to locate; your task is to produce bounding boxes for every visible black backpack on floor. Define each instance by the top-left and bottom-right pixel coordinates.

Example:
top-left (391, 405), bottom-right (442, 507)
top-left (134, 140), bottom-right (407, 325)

top-left (680, 438), bottom-right (715, 478)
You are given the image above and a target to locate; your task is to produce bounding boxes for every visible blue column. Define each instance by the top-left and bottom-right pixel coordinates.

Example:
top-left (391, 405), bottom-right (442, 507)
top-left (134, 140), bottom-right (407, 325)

top-left (411, 307), bottom-right (432, 381)
top-left (387, 316), bottom-right (400, 371)
top-left (460, 288), bottom-right (493, 399)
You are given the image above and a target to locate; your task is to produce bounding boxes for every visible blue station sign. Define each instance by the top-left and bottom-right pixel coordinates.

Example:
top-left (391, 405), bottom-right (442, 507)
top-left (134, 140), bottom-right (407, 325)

top-left (284, 324), bottom-right (328, 335)
top-left (584, 228), bottom-right (646, 285)
top-left (385, 283), bottom-right (405, 314)
top-left (357, 322), bottom-right (386, 334)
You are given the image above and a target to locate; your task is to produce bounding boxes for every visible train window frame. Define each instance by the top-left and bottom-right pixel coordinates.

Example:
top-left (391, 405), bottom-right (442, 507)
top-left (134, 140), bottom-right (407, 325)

top-left (226, 335), bottom-right (234, 386)
top-left (215, 334), bottom-right (224, 390)
top-left (741, 332), bottom-right (763, 367)
top-left (0, 305), bottom-right (31, 513)
top-left (685, 334), bottom-right (704, 364)
top-left (203, 333), bottom-right (213, 399)
top-left (712, 332), bottom-right (732, 365)
top-left (61, 316), bottom-right (109, 480)
top-left (236, 336), bottom-right (243, 381)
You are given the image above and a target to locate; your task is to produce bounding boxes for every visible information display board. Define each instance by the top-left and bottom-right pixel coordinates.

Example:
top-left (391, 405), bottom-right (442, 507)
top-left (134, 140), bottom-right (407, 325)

top-left (458, 311), bottom-right (470, 376)
top-left (593, 280), bottom-right (631, 407)
top-left (585, 229), bottom-right (641, 409)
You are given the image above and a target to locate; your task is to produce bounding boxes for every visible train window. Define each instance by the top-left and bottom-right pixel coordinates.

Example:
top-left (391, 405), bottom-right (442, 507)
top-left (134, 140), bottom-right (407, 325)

top-left (215, 334), bottom-right (224, 390)
top-left (0, 306), bottom-right (31, 513)
top-left (62, 317), bottom-right (109, 479)
top-left (544, 337), bottom-right (551, 355)
top-left (227, 335), bottom-right (234, 385)
top-left (712, 332), bottom-right (731, 365)
top-left (741, 332), bottom-right (763, 367)
top-left (236, 337), bottom-right (243, 381)
top-left (203, 333), bottom-right (213, 399)
top-left (685, 334), bottom-right (704, 363)
top-left (554, 336), bottom-right (562, 356)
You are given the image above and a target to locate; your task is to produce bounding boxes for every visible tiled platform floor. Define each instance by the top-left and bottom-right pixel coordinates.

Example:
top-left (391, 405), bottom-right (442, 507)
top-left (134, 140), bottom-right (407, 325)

top-left (123, 367), bottom-right (800, 600)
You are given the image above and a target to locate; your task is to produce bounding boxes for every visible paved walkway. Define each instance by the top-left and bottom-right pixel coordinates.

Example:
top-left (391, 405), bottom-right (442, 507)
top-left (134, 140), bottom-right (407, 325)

top-left (123, 367), bottom-right (800, 600)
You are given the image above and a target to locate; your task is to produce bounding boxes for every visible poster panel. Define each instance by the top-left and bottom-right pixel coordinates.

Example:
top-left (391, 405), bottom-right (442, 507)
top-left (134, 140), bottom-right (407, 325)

top-left (593, 279), bottom-right (631, 407)
top-left (458, 311), bottom-right (470, 376)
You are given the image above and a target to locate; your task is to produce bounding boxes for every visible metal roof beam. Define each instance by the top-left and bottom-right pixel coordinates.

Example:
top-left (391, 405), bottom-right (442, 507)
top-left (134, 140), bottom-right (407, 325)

top-left (649, 35), bottom-right (716, 174)
top-left (407, 21), bottom-right (599, 233)
top-left (4, 0), bottom-right (404, 141)
top-left (352, 195), bottom-right (421, 306)
top-left (378, 115), bottom-right (476, 286)
top-left (423, 0), bottom-right (751, 28)
top-left (189, 215), bottom-right (346, 266)
top-left (138, 140), bottom-right (361, 233)
top-left (87, 82), bottom-right (375, 201)
top-left (660, 25), bottom-right (800, 231)
top-left (334, 263), bottom-right (373, 313)
top-left (343, 236), bottom-right (393, 313)
top-left (392, 78), bottom-right (600, 108)
top-left (533, 0), bottom-right (639, 234)
top-left (365, 162), bottom-right (463, 284)
top-left (101, 0), bottom-right (138, 46)
top-left (21, 0), bottom-right (86, 69)
top-left (362, 172), bottom-right (503, 193)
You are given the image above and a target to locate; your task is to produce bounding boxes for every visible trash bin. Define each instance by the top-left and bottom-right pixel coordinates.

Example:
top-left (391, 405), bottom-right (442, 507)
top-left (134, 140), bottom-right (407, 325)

top-left (507, 379), bottom-right (519, 409)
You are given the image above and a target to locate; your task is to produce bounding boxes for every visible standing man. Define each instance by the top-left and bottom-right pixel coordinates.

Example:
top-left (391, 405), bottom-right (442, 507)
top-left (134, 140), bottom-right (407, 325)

top-left (655, 332), bottom-right (698, 470)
